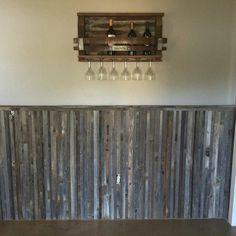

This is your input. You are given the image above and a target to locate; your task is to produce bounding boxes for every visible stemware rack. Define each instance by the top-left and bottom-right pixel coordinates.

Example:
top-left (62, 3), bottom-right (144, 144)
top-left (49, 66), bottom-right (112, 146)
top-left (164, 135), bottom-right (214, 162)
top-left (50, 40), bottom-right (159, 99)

top-left (73, 13), bottom-right (167, 62)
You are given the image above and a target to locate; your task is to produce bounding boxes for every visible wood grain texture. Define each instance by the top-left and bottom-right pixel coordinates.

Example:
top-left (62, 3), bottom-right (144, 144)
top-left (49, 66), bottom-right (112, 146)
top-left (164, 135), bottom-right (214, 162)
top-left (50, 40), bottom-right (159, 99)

top-left (0, 107), bottom-right (235, 220)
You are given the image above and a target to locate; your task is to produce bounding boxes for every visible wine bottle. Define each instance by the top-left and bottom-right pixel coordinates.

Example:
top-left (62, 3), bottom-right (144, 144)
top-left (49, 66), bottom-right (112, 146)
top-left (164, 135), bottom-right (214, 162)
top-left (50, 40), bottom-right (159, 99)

top-left (107, 19), bottom-right (116, 55)
top-left (143, 22), bottom-right (152, 55)
top-left (128, 22), bottom-right (137, 55)
top-left (107, 19), bottom-right (116, 37)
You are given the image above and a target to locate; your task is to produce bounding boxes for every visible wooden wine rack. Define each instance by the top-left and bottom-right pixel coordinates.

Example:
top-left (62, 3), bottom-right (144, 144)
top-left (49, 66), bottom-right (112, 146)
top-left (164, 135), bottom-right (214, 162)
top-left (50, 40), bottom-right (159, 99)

top-left (73, 13), bottom-right (167, 62)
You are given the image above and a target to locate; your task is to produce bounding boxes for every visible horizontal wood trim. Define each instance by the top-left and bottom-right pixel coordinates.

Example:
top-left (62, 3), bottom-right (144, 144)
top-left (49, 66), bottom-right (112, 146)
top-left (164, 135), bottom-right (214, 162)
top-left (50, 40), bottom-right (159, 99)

top-left (77, 55), bottom-right (162, 62)
top-left (83, 45), bottom-right (156, 52)
top-left (81, 37), bottom-right (156, 45)
top-left (0, 106), bottom-right (235, 111)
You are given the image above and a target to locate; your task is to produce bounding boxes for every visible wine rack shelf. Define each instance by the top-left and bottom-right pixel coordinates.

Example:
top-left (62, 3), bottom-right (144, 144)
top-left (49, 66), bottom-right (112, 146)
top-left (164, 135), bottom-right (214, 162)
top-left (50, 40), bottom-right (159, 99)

top-left (73, 13), bottom-right (167, 62)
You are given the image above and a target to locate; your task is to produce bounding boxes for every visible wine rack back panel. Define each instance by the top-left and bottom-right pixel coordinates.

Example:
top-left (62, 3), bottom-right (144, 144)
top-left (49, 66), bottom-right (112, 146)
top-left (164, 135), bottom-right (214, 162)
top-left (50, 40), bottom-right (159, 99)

top-left (74, 13), bottom-right (167, 62)
top-left (84, 17), bottom-right (156, 37)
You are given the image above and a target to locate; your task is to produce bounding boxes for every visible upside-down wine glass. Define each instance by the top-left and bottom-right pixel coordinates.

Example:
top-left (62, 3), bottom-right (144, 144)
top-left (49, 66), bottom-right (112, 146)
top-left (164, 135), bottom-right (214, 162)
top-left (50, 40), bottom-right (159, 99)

top-left (144, 61), bottom-right (156, 80)
top-left (121, 61), bottom-right (131, 81)
top-left (85, 61), bottom-right (96, 80)
top-left (97, 61), bottom-right (108, 80)
top-left (132, 61), bottom-right (143, 80)
top-left (109, 61), bottom-right (119, 80)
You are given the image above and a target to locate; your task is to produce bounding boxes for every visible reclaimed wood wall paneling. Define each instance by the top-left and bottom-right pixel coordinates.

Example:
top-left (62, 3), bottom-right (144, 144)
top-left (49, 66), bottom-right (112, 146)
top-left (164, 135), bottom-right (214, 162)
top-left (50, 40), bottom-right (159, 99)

top-left (0, 107), bottom-right (235, 220)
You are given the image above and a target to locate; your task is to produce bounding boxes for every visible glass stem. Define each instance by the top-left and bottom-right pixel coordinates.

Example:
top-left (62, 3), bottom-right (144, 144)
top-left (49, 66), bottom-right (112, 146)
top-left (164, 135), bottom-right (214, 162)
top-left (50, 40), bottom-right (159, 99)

top-left (112, 61), bottom-right (115, 69)
top-left (124, 61), bottom-right (127, 69)
top-left (149, 61), bottom-right (152, 68)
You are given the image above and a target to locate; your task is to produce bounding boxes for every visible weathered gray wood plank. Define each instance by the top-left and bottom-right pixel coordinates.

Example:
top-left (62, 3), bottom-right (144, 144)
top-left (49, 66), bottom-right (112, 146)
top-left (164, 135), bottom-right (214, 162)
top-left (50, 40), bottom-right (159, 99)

top-left (127, 108), bottom-right (134, 219)
top-left (93, 110), bottom-right (99, 219)
top-left (184, 111), bottom-right (195, 218)
top-left (0, 111), bottom-right (11, 219)
top-left (69, 111), bottom-right (77, 219)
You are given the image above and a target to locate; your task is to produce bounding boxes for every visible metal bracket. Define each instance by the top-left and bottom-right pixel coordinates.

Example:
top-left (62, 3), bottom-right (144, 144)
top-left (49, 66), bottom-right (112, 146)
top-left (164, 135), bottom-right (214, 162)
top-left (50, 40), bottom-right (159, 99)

top-left (157, 38), bottom-right (167, 51)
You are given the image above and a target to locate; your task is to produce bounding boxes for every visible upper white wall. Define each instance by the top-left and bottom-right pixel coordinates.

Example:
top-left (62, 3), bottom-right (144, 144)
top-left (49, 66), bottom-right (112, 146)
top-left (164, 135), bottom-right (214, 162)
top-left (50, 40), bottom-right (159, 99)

top-left (0, 0), bottom-right (235, 105)
top-left (228, 0), bottom-right (236, 105)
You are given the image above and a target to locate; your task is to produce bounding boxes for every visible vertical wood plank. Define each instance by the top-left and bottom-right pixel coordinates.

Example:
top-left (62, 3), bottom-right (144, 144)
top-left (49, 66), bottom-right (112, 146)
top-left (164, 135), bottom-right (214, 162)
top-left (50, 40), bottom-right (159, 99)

top-left (28, 111), bottom-right (39, 219)
top-left (21, 110), bottom-right (31, 219)
top-left (70, 111), bottom-right (77, 219)
top-left (222, 111), bottom-right (235, 217)
top-left (148, 110), bottom-right (155, 218)
top-left (0, 111), bottom-right (12, 219)
top-left (35, 111), bottom-right (45, 219)
top-left (156, 109), bottom-right (164, 218)
top-left (50, 111), bottom-right (58, 219)
top-left (169, 111), bottom-right (177, 218)
top-left (144, 111), bottom-right (150, 219)
top-left (93, 110), bottom-right (100, 219)
top-left (121, 109), bottom-right (128, 219)
top-left (174, 111), bottom-right (182, 218)
top-left (152, 109), bottom-right (161, 218)
top-left (101, 110), bottom-right (110, 219)
top-left (9, 111), bottom-right (18, 219)
top-left (78, 110), bottom-right (85, 219)
top-left (138, 110), bottom-right (147, 218)
top-left (115, 110), bottom-right (122, 219)
top-left (86, 110), bottom-right (94, 219)
top-left (192, 111), bottom-right (205, 218)
top-left (127, 108), bottom-right (134, 219)
top-left (208, 111), bottom-right (221, 218)
top-left (109, 110), bottom-right (115, 219)
top-left (27, 111), bottom-right (36, 220)
top-left (163, 111), bottom-right (173, 218)
top-left (42, 110), bottom-right (51, 219)
top-left (200, 111), bottom-right (213, 218)
top-left (184, 111), bottom-right (195, 218)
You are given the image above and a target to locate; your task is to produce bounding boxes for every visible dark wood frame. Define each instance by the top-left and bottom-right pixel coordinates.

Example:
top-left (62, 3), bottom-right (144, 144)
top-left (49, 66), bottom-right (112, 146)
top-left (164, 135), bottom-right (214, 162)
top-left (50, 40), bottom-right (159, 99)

top-left (73, 13), bottom-right (167, 62)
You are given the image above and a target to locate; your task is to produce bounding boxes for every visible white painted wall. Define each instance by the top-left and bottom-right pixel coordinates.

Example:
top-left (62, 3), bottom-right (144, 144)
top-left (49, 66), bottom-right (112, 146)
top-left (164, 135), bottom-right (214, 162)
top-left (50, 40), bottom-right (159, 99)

top-left (228, 0), bottom-right (236, 105)
top-left (0, 0), bottom-right (235, 105)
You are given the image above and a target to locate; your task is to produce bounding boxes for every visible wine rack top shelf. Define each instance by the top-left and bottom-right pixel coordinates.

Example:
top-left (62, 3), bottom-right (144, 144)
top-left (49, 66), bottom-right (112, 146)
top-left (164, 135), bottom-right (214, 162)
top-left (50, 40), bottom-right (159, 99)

top-left (77, 13), bottom-right (165, 17)
top-left (74, 12), bottom-right (167, 62)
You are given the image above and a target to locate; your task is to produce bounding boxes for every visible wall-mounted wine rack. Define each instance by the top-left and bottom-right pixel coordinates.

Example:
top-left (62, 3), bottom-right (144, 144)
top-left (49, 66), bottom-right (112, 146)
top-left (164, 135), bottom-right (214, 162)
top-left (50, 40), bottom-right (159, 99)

top-left (73, 13), bottom-right (167, 62)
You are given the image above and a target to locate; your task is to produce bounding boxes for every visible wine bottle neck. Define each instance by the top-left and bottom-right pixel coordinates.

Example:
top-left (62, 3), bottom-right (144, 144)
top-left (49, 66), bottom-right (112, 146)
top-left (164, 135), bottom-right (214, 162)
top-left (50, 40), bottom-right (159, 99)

top-left (109, 19), bottom-right (113, 27)
top-left (130, 22), bottom-right (134, 30)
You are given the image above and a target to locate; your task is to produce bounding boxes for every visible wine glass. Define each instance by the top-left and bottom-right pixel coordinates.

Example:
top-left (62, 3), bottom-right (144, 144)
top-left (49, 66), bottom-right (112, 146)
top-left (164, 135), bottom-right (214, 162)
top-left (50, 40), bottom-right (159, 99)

top-left (109, 61), bottom-right (119, 80)
top-left (85, 61), bottom-right (96, 80)
top-left (144, 61), bottom-right (156, 80)
top-left (121, 61), bottom-right (131, 81)
top-left (97, 61), bottom-right (108, 80)
top-left (132, 61), bottom-right (143, 80)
